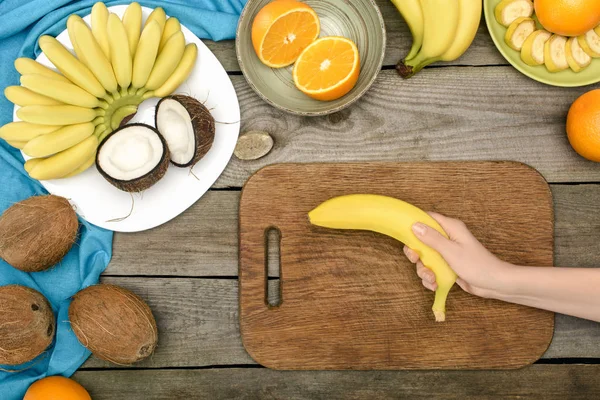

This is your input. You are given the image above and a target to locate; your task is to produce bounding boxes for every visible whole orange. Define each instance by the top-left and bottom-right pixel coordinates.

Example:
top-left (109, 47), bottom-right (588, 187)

top-left (534, 0), bottom-right (600, 37)
top-left (24, 376), bottom-right (91, 400)
top-left (567, 89), bottom-right (600, 162)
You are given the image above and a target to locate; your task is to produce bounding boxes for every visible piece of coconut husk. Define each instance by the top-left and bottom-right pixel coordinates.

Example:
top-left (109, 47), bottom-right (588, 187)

top-left (155, 94), bottom-right (215, 168)
top-left (96, 123), bottom-right (170, 193)
top-left (69, 284), bottom-right (158, 365)
top-left (0, 195), bottom-right (78, 272)
top-left (0, 285), bottom-right (55, 365)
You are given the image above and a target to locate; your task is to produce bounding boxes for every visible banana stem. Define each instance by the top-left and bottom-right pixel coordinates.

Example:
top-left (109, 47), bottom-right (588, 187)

top-left (142, 90), bottom-right (155, 101)
top-left (396, 53), bottom-right (440, 79)
top-left (404, 42), bottom-right (421, 62)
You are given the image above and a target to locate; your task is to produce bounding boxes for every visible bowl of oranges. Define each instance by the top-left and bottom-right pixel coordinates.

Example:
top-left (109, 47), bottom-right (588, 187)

top-left (484, 0), bottom-right (600, 87)
top-left (236, 0), bottom-right (386, 116)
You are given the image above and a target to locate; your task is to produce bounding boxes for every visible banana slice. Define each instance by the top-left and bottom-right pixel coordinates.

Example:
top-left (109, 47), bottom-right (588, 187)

top-left (521, 30), bottom-right (551, 66)
top-left (595, 25), bottom-right (600, 36)
top-left (495, 0), bottom-right (534, 27)
top-left (505, 17), bottom-right (536, 51)
top-left (544, 35), bottom-right (569, 73)
top-left (566, 37), bottom-right (591, 72)
top-left (577, 29), bottom-right (600, 58)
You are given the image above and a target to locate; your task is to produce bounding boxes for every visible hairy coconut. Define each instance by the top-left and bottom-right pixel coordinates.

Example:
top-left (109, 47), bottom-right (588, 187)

top-left (155, 94), bottom-right (215, 168)
top-left (0, 195), bottom-right (78, 272)
top-left (96, 123), bottom-right (170, 192)
top-left (0, 285), bottom-right (55, 365)
top-left (69, 284), bottom-right (158, 365)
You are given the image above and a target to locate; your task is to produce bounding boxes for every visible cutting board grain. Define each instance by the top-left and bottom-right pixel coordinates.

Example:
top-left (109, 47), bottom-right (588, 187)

top-left (239, 162), bottom-right (554, 370)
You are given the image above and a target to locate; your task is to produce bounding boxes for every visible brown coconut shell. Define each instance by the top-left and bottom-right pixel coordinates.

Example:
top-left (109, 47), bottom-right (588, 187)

top-left (95, 123), bottom-right (170, 192)
top-left (69, 284), bottom-right (158, 365)
top-left (155, 94), bottom-right (215, 168)
top-left (0, 285), bottom-right (55, 365)
top-left (0, 195), bottom-right (78, 272)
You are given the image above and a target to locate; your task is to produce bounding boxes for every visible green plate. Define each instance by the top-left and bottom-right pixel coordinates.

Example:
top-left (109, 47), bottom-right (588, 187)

top-left (236, 0), bottom-right (386, 116)
top-left (484, 0), bottom-right (600, 87)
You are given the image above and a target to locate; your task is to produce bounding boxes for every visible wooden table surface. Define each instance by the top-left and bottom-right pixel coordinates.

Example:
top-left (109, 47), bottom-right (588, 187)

top-left (74, 2), bottom-right (600, 398)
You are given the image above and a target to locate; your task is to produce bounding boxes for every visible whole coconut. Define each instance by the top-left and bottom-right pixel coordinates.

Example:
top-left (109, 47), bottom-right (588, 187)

top-left (0, 285), bottom-right (55, 365)
top-left (0, 195), bottom-right (78, 272)
top-left (69, 284), bottom-right (158, 365)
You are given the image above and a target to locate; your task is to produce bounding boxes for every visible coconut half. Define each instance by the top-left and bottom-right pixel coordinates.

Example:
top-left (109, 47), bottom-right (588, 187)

top-left (155, 94), bottom-right (215, 168)
top-left (96, 123), bottom-right (169, 192)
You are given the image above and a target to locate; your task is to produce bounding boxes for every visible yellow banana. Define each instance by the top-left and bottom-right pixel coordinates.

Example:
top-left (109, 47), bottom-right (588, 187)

top-left (145, 7), bottom-right (166, 35)
top-left (0, 122), bottom-right (61, 142)
top-left (390, 0), bottom-right (424, 61)
top-left (308, 194), bottom-right (457, 322)
top-left (38, 35), bottom-right (106, 98)
top-left (122, 2), bottom-right (142, 56)
top-left (91, 2), bottom-right (110, 58)
top-left (397, 0), bottom-right (460, 78)
top-left (4, 86), bottom-right (63, 106)
top-left (131, 20), bottom-right (162, 88)
top-left (145, 31), bottom-right (185, 90)
top-left (107, 13), bottom-right (133, 89)
top-left (440, 0), bottom-right (481, 61)
top-left (63, 152), bottom-right (96, 178)
top-left (28, 135), bottom-right (98, 180)
top-left (5, 140), bottom-right (27, 149)
top-left (159, 17), bottom-right (181, 53)
top-left (148, 43), bottom-right (198, 98)
top-left (23, 122), bottom-right (94, 157)
top-left (24, 158), bottom-right (45, 174)
top-left (17, 105), bottom-right (97, 125)
top-left (20, 74), bottom-right (100, 108)
top-left (72, 19), bottom-right (118, 93)
top-left (14, 58), bottom-right (70, 83)
top-left (67, 14), bottom-right (87, 65)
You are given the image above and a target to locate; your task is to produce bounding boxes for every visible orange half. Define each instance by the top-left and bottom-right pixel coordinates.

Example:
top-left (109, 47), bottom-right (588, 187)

top-left (251, 0), bottom-right (320, 68)
top-left (293, 36), bottom-right (360, 101)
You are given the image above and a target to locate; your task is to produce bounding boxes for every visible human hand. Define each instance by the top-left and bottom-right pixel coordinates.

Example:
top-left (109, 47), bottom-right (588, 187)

top-left (403, 213), bottom-right (514, 299)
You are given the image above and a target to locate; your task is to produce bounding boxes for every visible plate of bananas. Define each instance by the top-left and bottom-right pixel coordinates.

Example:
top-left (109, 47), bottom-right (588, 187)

top-left (484, 0), bottom-right (600, 87)
top-left (3, 3), bottom-right (240, 232)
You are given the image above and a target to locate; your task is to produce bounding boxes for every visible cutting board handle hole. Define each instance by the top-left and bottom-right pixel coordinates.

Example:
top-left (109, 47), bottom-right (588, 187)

top-left (265, 227), bottom-right (282, 307)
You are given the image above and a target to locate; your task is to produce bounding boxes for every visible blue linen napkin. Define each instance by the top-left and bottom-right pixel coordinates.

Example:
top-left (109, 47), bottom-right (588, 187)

top-left (0, 1), bottom-right (246, 398)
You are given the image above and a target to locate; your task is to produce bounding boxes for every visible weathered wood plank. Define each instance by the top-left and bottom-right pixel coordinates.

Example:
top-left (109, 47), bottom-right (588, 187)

top-left (81, 277), bottom-right (600, 369)
top-left (212, 69), bottom-right (599, 188)
top-left (107, 185), bottom-right (600, 277)
top-left (74, 365), bottom-right (600, 399)
top-left (206, 1), bottom-right (504, 72)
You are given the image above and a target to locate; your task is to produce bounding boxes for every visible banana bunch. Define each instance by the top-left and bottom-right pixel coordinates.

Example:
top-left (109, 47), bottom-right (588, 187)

top-left (0, 2), bottom-right (198, 180)
top-left (309, 194), bottom-right (457, 322)
top-left (391, 0), bottom-right (482, 79)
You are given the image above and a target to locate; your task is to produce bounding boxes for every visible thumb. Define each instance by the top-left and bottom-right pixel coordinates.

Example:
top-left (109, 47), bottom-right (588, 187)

top-left (412, 222), bottom-right (454, 256)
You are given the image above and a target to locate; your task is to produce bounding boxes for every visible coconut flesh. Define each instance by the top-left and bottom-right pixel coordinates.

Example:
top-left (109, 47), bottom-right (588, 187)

top-left (155, 95), bottom-right (215, 168)
top-left (69, 284), bottom-right (158, 365)
top-left (0, 195), bottom-right (78, 272)
top-left (0, 285), bottom-right (55, 365)
top-left (96, 123), bottom-right (169, 192)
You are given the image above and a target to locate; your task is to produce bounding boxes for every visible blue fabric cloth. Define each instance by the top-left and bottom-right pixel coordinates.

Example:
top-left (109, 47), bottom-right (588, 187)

top-left (0, 1), bottom-right (245, 398)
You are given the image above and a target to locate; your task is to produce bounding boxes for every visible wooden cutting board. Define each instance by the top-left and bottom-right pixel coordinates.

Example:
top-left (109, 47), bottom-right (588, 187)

top-left (239, 162), bottom-right (554, 370)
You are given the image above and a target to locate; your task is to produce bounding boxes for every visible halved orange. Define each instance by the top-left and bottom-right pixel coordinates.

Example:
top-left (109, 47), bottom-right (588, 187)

top-left (251, 0), bottom-right (320, 68)
top-left (293, 36), bottom-right (360, 101)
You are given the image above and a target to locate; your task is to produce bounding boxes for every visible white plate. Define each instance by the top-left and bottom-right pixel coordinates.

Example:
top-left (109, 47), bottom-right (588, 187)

top-left (16, 6), bottom-right (240, 232)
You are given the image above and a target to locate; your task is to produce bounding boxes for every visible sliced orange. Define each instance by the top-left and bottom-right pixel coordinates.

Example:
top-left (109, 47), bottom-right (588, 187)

top-left (293, 36), bottom-right (360, 101)
top-left (251, 0), bottom-right (320, 68)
